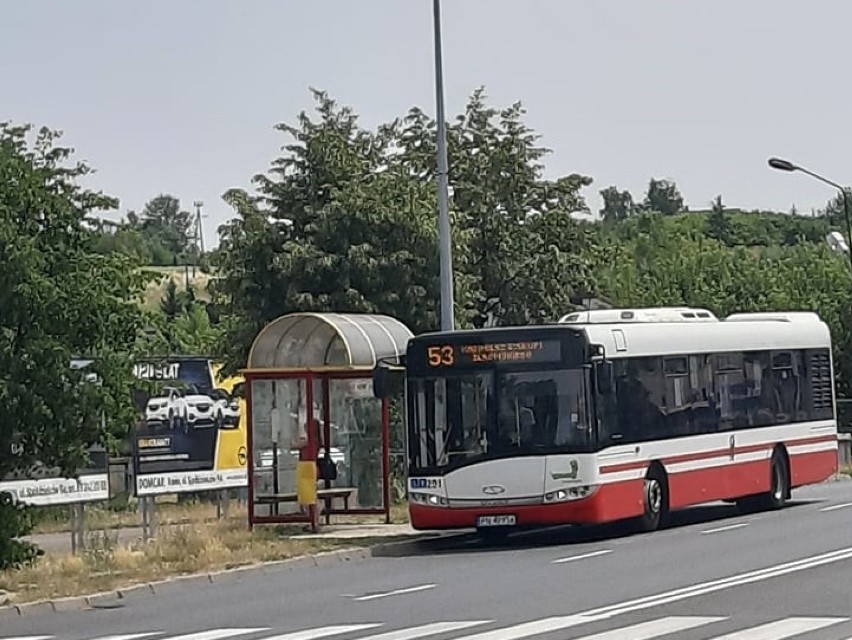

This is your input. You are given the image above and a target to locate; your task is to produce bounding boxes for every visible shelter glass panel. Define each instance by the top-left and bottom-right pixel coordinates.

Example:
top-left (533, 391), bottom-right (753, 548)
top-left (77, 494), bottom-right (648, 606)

top-left (250, 378), bottom-right (307, 517)
top-left (328, 378), bottom-right (384, 509)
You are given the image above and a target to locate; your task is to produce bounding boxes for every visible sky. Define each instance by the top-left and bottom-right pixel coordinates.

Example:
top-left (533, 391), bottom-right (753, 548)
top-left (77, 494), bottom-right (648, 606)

top-left (4, 1), bottom-right (852, 249)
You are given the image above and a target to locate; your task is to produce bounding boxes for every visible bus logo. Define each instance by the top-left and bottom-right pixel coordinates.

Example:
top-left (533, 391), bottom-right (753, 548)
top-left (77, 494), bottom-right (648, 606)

top-left (482, 485), bottom-right (506, 495)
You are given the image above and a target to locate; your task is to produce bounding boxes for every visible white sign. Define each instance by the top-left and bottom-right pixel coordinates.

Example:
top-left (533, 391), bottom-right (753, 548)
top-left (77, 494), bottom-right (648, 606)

top-left (0, 473), bottom-right (110, 506)
top-left (135, 468), bottom-right (247, 496)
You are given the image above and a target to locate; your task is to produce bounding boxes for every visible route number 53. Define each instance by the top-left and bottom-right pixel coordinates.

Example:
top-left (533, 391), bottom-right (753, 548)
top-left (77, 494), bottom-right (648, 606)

top-left (427, 345), bottom-right (454, 367)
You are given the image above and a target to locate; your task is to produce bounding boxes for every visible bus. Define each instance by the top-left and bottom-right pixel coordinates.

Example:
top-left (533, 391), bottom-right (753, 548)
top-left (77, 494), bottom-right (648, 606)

top-left (400, 307), bottom-right (838, 536)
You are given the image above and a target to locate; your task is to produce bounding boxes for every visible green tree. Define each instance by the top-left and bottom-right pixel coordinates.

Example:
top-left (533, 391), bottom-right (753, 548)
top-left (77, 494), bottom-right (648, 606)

top-left (706, 194), bottom-right (734, 244)
top-left (599, 186), bottom-right (635, 223)
top-left (643, 178), bottom-right (685, 215)
top-left (0, 122), bottom-right (147, 567)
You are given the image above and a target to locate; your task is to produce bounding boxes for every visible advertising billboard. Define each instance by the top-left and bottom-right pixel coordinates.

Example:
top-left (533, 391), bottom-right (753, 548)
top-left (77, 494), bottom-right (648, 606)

top-left (131, 356), bottom-right (248, 496)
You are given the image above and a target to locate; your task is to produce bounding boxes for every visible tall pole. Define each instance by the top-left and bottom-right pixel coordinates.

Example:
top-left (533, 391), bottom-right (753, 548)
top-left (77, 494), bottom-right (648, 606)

top-left (433, 0), bottom-right (455, 331)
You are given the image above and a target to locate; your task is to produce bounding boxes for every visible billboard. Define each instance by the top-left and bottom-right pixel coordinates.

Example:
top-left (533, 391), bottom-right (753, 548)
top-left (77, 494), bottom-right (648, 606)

top-left (0, 445), bottom-right (110, 507)
top-left (131, 356), bottom-right (248, 496)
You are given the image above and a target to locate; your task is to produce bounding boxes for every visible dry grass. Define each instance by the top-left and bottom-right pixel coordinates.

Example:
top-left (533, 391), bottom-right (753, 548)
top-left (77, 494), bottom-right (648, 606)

top-left (2, 520), bottom-right (349, 605)
top-left (32, 500), bottom-right (247, 535)
top-left (140, 266), bottom-right (212, 311)
top-left (33, 499), bottom-right (410, 536)
top-left (839, 464), bottom-right (852, 477)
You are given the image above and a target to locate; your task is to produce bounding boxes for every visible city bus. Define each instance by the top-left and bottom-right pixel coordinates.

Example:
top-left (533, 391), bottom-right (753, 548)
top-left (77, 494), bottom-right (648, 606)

top-left (400, 307), bottom-right (838, 536)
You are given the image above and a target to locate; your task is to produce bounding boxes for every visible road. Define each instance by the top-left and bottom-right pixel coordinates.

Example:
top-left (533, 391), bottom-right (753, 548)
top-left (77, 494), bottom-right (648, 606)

top-left (5, 478), bottom-right (852, 640)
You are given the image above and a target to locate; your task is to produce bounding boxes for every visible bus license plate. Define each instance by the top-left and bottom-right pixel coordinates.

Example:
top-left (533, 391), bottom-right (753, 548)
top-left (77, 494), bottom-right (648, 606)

top-left (476, 515), bottom-right (516, 527)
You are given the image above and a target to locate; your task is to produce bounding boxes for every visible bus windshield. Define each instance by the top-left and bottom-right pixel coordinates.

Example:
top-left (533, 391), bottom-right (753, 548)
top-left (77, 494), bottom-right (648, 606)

top-left (408, 368), bottom-right (593, 472)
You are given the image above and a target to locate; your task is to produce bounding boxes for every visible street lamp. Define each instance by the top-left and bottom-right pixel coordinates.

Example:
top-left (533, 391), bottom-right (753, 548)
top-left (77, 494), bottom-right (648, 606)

top-left (433, 0), bottom-right (454, 331)
top-left (768, 157), bottom-right (852, 274)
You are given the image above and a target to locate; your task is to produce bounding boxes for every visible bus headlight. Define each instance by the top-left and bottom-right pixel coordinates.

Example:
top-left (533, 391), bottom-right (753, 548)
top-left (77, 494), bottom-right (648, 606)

top-left (410, 492), bottom-right (448, 506)
top-left (544, 485), bottom-right (594, 503)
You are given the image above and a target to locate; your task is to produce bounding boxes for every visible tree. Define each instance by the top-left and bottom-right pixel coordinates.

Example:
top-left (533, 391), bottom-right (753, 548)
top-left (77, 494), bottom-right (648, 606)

top-left (0, 122), bottom-right (147, 567)
top-left (706, 194), bottom-right (734, 244)
top-left (599, 186), bottom-right (635, 222)
top-left (643, 178), bottom-right (685, 215)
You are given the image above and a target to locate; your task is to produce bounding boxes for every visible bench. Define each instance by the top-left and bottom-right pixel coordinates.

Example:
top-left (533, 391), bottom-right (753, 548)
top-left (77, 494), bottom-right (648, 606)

top-left (254, 487), bottom-right (356, 522)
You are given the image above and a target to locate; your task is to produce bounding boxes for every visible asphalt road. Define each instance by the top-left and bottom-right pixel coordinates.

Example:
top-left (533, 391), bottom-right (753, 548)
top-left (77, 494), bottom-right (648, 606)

top-left (6, 478), bottom-right (852, 640)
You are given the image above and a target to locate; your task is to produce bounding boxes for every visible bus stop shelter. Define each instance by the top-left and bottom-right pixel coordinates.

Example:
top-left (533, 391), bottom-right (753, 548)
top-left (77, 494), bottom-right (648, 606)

top-left (242, 312), bottom-right (412, 531)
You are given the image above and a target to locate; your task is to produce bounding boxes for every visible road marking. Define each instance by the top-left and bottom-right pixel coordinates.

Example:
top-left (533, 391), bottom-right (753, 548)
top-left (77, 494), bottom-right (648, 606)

top-left (456, 545), bottom-right (852, 639)
top-left (357, 621), bottom-right (491, 640)
top-left (701, 523), bottom-right (748, 534)
top-left (353, 584), bottom-right (436, 601)
top-left (163, 630), bottom-right (269, 640)
top-left (572, 616), bottom-right (724, 639)
top-left (2, 637), bottom-right (53, 640)
top-left (552, 549), bottom-right (613, 564)
top-left (705, 616), bottom-right (846, 639)
top-left (450, 616), bottom-right (598, 640)
top-left (820, 501), bottom-right (852, 512)
top-left (584, 546), bottom-right (852, 618)
top-left (260, 625), bottom-right (382, 640)
top-left (94, 635), bottom-right (162, 640)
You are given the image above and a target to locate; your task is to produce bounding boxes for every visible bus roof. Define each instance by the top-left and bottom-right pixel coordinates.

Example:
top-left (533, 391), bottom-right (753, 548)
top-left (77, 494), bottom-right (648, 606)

top-left (408, 308), bottom-right (832, 360)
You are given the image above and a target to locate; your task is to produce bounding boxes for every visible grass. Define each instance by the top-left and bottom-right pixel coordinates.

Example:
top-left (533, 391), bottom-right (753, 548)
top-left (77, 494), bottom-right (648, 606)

top-left (2, 520), bottom-right (353, 605)
top-left (31, 499), bottom-right (245, 535)
top-left (839, 464), bottom-right (852, 478)
top-left (139, 266), bottom-right (212, 311)
top-left (31, 498), bottom-right (410, 536)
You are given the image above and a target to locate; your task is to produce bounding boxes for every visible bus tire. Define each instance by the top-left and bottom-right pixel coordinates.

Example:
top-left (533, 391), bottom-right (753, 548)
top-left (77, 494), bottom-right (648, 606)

top-left (638, 467), bottom-right (668, 532)
top-left (763, 450), bottom-right (789, 510)
top-left (737, 449), bottom-right (789, 513)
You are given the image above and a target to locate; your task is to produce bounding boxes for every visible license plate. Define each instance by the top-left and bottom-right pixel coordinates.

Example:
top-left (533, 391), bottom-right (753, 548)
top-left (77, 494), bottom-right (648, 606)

top-left (476, 514), bottom-right (516, 527)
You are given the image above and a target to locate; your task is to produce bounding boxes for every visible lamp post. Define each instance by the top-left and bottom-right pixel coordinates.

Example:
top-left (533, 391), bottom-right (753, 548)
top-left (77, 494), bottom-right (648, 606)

top-left (433, 0), bottom-right (454, 331)
top-left (768, 157), bottom-right (852, 274)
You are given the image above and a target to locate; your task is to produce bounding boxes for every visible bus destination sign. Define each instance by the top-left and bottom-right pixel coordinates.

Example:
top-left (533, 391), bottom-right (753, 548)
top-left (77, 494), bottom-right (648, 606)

top-left (425, 339), bottom-right (562, 368)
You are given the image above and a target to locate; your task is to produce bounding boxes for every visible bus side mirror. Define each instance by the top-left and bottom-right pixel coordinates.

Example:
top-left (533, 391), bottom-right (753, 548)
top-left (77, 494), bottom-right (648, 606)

top-left (596, 361), bottom-right (613, 395)
top-left (373, 366), bottom-right (390, 399)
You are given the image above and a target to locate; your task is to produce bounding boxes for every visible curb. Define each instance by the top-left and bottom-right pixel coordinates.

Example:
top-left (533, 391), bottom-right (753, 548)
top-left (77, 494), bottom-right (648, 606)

top-left (0, 546), bottom-right (374, 618)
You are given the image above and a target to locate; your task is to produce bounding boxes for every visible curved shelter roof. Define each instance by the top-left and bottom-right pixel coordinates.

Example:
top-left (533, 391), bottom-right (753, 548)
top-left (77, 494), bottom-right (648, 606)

top-left (247, 312), bottom-right (413, 371)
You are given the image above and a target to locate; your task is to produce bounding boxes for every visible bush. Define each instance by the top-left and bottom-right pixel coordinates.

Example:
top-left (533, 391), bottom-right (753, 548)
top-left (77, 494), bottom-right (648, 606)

top-left (0, 492), bottom-right (43, 570)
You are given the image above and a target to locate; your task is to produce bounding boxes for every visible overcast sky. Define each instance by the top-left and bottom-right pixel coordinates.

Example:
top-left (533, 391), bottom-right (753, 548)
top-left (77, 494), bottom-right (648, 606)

top-left (4, 1), bottom-right (852, 248)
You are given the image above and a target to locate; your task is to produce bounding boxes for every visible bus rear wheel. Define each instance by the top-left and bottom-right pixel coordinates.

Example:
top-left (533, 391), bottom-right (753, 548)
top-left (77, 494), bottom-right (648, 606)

top-left (737, 450), bottom-right (789, 513)
top-left (638, 468), bottom-right (668, 532)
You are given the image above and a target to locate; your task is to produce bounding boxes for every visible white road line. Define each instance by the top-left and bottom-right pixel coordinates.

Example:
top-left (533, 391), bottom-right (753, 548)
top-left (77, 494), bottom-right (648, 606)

top-left (260, 626), bottom-right (382, 640)
top-left (584, 546), bottom-right (852, 618)
top-left (2, 637), bottom-right (53, 640)
top-left (705, 616), bottom-right (847, 639)
top-left (820, 501), bottom-right (852, 512)
top-left (701, 523), bottom-right (748, 534)
top-left (162, 629), bottom-right (269, 640)
top-left (455, 544), bottom-right (852, 639)
top-left (357, 621), bottom-right (491, 640)
top-left (354, 584), bottom-right (436, 601)
top-left (572, 616), bottom-right (725, 639)
top-left (552, 549), bottom-right (613, 564)
top-left (450, 616), bottom-right (597, 640)
top-left (94, 635), bottom-right (162, 640)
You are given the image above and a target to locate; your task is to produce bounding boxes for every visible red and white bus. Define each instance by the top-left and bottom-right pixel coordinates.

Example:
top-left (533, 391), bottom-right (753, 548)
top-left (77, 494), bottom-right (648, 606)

top-left (401, 307), bottom-right (838, 536)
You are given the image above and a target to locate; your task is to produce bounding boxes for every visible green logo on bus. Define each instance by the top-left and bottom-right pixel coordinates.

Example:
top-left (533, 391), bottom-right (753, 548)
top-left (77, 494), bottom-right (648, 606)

top-left (551, 460), bottom-right (579, 481)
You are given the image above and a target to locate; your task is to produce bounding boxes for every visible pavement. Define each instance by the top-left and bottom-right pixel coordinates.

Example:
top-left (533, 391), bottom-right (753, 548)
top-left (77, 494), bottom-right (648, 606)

top-left (5, 478), bottom-right (852, 639)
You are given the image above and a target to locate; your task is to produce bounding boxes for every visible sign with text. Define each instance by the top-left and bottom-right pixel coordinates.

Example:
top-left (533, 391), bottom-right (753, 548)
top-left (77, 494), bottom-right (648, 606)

top-left (422, 339), bottom-right (563, 369)
top-left (132, 357), bottom-right (248, 496)
top-left (0, 446), bottom-right (109, 506)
